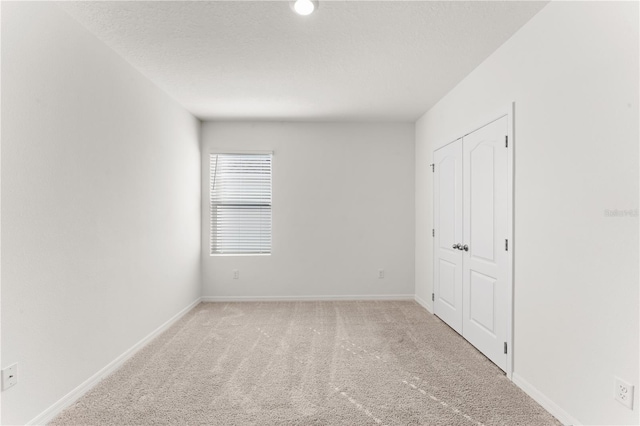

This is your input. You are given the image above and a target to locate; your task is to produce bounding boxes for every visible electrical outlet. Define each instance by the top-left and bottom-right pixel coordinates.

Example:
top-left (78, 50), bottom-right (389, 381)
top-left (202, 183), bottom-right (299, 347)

top-left (615, 377), bottom-right (634, 409)
top-left (2, 364), bottom-right (18, 391)
top-left (378, 269), bottom-right (385, 279)
top-left (233, 269), bottom-right (239, 279)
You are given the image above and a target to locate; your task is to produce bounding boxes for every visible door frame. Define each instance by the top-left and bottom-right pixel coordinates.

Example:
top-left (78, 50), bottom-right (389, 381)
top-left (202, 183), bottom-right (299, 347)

top-left (432, 102), bottom-right (514, 379)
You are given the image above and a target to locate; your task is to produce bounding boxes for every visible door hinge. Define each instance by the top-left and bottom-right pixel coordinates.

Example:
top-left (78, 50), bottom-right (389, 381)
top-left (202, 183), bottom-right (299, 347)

top-left (504, 342), bottom-right (508, 354)
top-left (432, 229), bottom-right (435, 237)
top-left (430, 163), bottom-right (435, 172)
top-left (505, 135), bottom-right (508, 148)
top-left (505, 239), bottom-right (508, 251)
top-left (432, 293), bottom-right (435, 302)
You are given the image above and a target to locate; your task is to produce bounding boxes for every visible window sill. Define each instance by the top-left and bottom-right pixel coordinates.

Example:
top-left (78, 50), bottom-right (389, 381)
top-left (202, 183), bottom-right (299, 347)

top-left (209, 253), bottom-right (271, 257)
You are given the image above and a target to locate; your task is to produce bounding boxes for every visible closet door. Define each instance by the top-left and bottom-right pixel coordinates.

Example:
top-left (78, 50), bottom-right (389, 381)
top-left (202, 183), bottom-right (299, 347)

top-left (433, 139), bottom-right (463, 333)
top-left (462, 116), bottom-right (509, 371)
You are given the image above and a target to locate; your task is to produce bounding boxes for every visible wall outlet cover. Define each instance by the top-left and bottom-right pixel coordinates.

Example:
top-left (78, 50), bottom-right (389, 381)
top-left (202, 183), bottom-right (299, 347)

top-left (615, 377), bottom-right (634, 410)
top-left (2, 364), bottom-right (18, 391)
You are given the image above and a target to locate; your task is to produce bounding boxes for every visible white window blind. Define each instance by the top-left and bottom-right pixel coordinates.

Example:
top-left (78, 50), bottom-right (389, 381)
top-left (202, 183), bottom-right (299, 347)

top-left (210, 153), bottom-right (272, 255)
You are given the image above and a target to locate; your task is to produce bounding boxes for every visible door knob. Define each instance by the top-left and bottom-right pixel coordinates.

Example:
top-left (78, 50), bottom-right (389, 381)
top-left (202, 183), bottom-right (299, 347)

top-left (452, 243), bottom-right (461, 250)
top-left (463, 244), bottom-right (469, 251)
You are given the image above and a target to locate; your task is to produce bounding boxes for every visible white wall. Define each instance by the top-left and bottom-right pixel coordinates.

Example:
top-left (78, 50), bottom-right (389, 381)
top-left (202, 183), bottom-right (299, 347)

top-left (415, 2), bottom-right (638, 425)
top-left (201, 122), bottom-right (414, 299)
top-left (1, 3), bottom-right (201, 424)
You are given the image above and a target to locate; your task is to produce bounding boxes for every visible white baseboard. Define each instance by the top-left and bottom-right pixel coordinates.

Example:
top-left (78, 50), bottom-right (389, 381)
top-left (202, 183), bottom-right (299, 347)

top-left (201, 294), bottom-right (414, 302)
top-left (414, 294), bottom-right (433, 313)
top-left (28, 297), bottom-right (202, 426)
top-left (512, 372), bottom-right (581, 426)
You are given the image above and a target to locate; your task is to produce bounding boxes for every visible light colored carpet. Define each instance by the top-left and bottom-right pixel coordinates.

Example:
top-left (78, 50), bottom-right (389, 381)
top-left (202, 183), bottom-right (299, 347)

top-left (52, 301), bottom-right (560, 426)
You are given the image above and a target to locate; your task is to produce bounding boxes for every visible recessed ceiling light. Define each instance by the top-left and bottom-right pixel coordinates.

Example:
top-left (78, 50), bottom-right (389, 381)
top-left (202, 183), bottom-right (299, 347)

top-left (292, 0), bottom-right (318, 16)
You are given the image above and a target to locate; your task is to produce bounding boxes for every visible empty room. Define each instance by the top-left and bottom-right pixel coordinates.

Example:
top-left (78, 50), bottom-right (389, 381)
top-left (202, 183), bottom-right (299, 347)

top-left (1, 1), bottom-right (638, 425)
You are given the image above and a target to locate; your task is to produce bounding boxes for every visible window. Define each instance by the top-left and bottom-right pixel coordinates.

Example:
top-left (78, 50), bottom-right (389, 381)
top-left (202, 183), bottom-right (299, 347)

top-left (210, 153), bottom-right (272, 255)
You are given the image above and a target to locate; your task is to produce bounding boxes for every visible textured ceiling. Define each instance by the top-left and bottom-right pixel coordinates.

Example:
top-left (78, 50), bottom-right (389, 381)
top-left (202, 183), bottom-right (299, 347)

top-left (58, 1), bottom-right (547, 121)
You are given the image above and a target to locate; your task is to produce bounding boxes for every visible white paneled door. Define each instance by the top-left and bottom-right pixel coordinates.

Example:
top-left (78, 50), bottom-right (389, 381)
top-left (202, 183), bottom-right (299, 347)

top-left (462, 116), bottom-right (509, 371)
top-left (433, 139), bottom-right (463, 334)
top-left (433, 115), bottom-right (511, 372)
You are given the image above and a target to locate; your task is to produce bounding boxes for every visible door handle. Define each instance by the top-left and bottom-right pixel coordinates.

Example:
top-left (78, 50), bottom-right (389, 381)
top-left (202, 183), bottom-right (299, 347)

top-left (452, 243), bottom-right (460, 250)
top-left (462, 244), bottom-right (469, 251)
